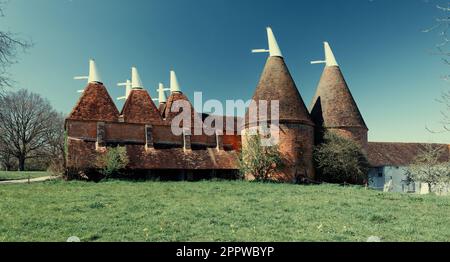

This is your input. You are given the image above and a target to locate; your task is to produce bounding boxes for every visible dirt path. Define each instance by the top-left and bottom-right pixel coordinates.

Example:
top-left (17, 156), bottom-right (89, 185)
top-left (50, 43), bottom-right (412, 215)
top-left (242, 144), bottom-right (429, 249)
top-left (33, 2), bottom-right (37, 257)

top-left (0, 176), bottom-right (59, 185)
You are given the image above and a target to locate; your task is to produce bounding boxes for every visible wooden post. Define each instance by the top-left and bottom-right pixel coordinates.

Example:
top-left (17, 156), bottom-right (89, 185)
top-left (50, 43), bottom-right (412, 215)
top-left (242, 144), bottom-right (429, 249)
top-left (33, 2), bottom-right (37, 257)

top-left (183, 128), bottom-right (191, 151)
top-left (145, 124), bottom-right (154, 151)
top-left (216, 130), bottom-right (224, 151)
top-left (96, 122), bottom-right (106, 150)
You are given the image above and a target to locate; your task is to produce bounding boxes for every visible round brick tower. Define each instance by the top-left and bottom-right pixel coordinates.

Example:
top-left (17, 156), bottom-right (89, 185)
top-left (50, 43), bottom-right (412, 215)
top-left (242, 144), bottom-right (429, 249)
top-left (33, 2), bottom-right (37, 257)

top-left (243, 27), bottom-right (315, 182)
top-left (310, 42), bottom-right (368, 152)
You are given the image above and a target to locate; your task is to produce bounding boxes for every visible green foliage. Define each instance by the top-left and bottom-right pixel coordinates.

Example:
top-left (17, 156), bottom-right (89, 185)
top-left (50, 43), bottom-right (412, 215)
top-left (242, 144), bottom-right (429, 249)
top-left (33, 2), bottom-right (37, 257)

top-left (239, 134), bottom-right (284, 182)
top-left (0, 180), bottom-right (449, 241)
top-left (97, 147), bottom-right (129, 178)
top-left (314, 132), bottom-right (369, 184)
top-left (407, 145), bottom-right (450, 192)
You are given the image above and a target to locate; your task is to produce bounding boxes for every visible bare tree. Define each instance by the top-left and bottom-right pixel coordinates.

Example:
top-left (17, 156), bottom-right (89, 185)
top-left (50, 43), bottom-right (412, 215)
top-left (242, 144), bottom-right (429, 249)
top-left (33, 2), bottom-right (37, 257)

top-left (0, 144), bottom-right (15, 170)
top-left (438, 88), bottom-right (450, 131)
top-left (0, 89), bottom-right (59, 171)
top-left (424, 3), bottom-right (450, 131)
top-left (0, 1), bottom-right (31, 92)
top-left (406, 144), bottom-right (450, 193)
top-left (45, 112), bottom-right (67, 174)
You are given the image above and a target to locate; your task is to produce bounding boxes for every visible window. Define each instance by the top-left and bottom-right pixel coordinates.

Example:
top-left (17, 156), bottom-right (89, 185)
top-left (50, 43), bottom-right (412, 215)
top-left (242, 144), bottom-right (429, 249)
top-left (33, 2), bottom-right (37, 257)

top-left (377, 167), bottom-right (383, 177)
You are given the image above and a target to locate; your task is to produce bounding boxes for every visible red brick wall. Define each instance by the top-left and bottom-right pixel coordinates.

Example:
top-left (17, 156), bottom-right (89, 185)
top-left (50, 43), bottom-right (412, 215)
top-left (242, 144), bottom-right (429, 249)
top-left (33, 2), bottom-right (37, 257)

top-left (66, 120), bottom-right (97, 140)
top-left (67, 139), bottom-right (98, 169)
top-left (105, 122), bottom-right (145, 143)
top-left (277, 123), bottom-right (315, 182)
top-left (223, 135), bottom-right (242, 151)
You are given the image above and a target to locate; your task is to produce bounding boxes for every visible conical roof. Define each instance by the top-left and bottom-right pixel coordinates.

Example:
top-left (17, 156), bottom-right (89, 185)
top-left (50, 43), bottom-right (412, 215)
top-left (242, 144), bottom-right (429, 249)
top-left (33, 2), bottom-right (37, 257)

top-left (164, 92), bottom-right (204, 132)
top-left (162, 70), bottom-right (202, 129)
top-left (68, 82), bottom-right (120, 122)
top-left (310, 64), bottom-right (367, 130)
top-left (158, 103), bottom-right (167, 116)
top-left (164, 92), bottom-right (197, 120)
top-left (246, 56), bottom-right (314, 126)
top-left (121, 89), bottom-right (164, 124)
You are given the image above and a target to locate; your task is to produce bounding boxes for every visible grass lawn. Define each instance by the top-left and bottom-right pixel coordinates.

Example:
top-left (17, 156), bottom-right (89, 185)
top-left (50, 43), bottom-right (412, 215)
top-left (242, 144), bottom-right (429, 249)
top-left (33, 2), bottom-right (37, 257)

top-left (0, 180), bottom-right (449, 242)
top-left (0, 171), bottom-right (52, 181)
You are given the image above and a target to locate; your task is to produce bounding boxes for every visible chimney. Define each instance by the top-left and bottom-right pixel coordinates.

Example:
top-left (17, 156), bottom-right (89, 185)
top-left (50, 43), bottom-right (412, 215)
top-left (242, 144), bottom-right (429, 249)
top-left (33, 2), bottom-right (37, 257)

top-left (170, 70), bottom-right (181, 93)
top-left (131, 67), bottom-right (144, 89)
top-left (88, 59), bottom-right (102, 84)
top-left (324, 42), bottom-right (339, 67)
top-left (251, 27), bottom-right (283, 58)
top-left (74, 59), bottom-right (103, 91)
top-left (311, 42), bottom-right (339, 67)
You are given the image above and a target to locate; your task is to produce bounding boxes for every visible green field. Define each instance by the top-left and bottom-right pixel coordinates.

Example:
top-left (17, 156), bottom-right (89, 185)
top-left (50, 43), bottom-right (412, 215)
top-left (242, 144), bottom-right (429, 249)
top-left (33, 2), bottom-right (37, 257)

top-left (0, 179), bottom-right (449, 242)
top-left (0, 171), bottom-right (51, 181)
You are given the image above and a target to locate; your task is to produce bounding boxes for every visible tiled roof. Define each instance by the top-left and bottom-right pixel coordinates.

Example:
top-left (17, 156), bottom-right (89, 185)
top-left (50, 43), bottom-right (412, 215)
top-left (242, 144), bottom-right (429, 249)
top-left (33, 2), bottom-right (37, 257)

top-left (163, 92), bottom-right (203, 129)
top-left (310, 66), bottom-right (367, 129)
top-left (127, 145), bottom-right (239, 170)
top-left (68, 138), bottom-right (238, 170)
top-left (158, 103), bottom-right (167, 116)
top-left (121, 89), bottom-right (164, 125)
top-left (367, 142), bottom-right (450, 167)
top-left (245, 56), bottom-right (314, 126)
top-left (68, 83), bottom-right (120, 122)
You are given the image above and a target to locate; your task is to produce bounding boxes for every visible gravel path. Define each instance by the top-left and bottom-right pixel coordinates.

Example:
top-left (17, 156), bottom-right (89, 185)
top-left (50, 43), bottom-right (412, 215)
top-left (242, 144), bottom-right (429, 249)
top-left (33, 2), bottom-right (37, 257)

top-left (0, 176), bottom-right (59, 185)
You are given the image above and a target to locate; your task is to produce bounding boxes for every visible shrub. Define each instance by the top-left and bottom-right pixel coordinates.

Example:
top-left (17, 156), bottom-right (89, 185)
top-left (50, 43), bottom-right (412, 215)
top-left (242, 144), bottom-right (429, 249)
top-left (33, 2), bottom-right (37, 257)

top-left (314, 131), bottom-right (369, 184)
top-left (239, 134), bottom-right (284, 182)
top-left (97, 146), bottom-right (129, 178)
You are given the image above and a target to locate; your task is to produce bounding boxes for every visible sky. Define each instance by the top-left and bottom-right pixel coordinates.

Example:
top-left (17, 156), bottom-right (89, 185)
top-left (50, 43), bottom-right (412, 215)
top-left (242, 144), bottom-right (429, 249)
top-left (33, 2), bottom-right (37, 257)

top-left (1, 0), bottom-right (450, 143)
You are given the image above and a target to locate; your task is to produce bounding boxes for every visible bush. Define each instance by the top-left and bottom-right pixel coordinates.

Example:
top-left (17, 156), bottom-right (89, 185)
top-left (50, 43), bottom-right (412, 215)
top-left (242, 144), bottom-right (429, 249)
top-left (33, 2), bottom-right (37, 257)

top-left (239, 134), bottom-right (284, 182)
top-left (97, 146), bottom-right (129, 178)
top-left (314, 131), bottom-right (369, 184)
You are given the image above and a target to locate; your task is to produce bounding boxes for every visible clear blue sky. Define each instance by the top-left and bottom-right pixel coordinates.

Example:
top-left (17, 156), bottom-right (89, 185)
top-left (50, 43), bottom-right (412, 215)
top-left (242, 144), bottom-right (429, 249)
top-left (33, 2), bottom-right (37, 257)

top-left (2, 0), bottom-right (450, 143)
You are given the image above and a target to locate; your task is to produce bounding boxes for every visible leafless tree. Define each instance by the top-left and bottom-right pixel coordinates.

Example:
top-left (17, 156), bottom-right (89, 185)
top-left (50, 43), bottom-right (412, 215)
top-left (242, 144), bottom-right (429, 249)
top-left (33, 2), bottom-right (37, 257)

top-left (438, 88), bottom-right (450, 131)
top-left (0, 1), bottom-right (31, 92)
top-left (0, 144), bottom-right (15, 170)
top-left (424, 3), bottom-right (450, 131)
top-left (0, 89), bottom-right (59, 171)
top-left (406, 144), bottom-right (450, 193)
top-left (45, 112), bottom-right (66, 174)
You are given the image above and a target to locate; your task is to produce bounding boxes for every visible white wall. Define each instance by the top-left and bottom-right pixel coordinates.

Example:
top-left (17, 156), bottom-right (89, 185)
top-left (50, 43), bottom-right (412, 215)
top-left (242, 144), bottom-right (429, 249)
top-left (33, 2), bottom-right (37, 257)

top-left (369, 166), bottom-right (423, 193)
